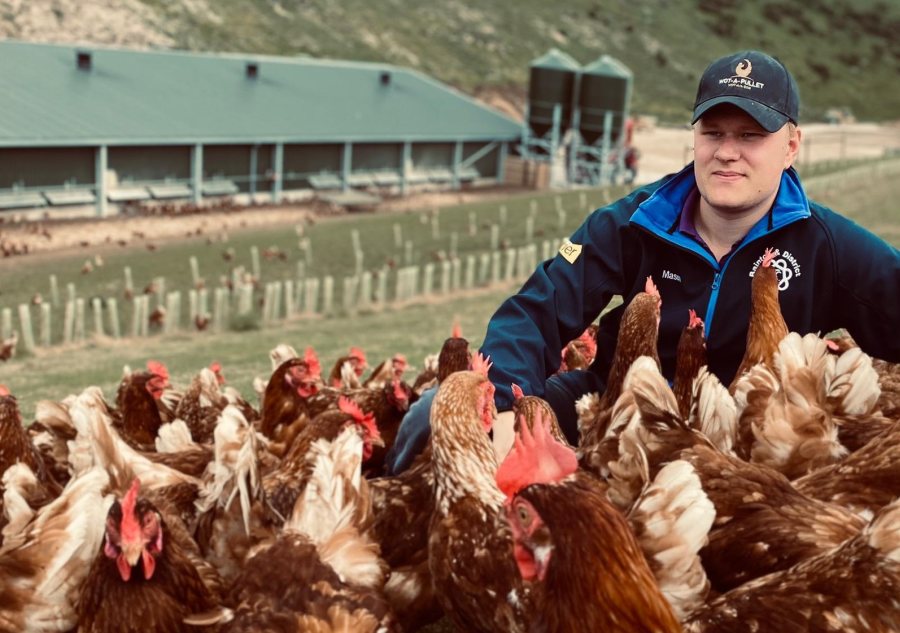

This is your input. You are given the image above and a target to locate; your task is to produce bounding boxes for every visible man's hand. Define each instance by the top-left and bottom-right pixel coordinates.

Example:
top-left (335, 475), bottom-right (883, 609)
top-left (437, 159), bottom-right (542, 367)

top-left (492, 410), bottom-right (516, 462)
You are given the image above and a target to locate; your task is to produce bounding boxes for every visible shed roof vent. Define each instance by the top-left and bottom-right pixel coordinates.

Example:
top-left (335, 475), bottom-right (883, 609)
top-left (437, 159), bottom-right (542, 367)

top-left (76, 50), bottom-right (92, 71)
top-left (246, 62), bottom-right (259, 79)
top-left (380, 71), bottom-right (391, 86)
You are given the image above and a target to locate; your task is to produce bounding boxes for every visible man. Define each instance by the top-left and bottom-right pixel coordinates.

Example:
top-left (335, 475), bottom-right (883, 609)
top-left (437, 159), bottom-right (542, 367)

top-left (482, 50), bottom-right (900, 454)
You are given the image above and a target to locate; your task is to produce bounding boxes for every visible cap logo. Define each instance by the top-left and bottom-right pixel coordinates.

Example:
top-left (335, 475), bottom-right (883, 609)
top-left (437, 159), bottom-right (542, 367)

top-left (718, 59), bottom-right (764, 91)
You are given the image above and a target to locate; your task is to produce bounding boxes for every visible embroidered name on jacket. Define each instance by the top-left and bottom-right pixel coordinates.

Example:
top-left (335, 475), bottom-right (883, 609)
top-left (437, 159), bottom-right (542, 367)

top-left (662, 270), bottom-right (682, 282)
top-left (558, 240), bottom-right (582, 264)
top-left (749, 248), bottom-right (802, 291)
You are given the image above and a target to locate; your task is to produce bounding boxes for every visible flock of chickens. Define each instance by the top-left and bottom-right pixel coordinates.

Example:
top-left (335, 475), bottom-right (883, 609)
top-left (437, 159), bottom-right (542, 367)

top-left (0, 246), bottom-right (899, 632)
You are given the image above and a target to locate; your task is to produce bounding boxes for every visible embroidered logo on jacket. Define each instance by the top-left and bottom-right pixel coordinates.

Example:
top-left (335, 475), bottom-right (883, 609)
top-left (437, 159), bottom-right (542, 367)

top-left (661, 270), bottom-right (682, 282)
top-left (558, 239), bottom-right (582, 264)
top-left (749, 248), bottom-right (802, 291)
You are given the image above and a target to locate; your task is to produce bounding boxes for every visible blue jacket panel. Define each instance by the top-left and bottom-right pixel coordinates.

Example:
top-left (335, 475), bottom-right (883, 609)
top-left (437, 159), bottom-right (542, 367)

top-left (481, 164), bottom-right (900, 411)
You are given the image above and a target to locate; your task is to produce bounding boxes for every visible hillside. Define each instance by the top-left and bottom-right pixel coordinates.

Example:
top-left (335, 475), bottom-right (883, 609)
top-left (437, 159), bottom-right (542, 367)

top-left (1, 0), bottom-right (898, 122)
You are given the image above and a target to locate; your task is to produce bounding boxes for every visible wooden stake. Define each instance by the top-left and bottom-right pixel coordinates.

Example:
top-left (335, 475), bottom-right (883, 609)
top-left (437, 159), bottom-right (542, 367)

top-left (439, 261), bottom-right (451, 294)
top-left (64, 301), bottom-right (75, 343)
top-left (39, 303), bottom-right (52, 346)
top-left (66, 282), bottom-right (76, 304)
top-left (164, 291), bottom-right (180, 333)
top-left (450, 232), bottom-right (458, 259)
top-left (250, 245), bottom-right (261, 280)
top-left (0, 308), bottom-right (11, 340)
top-left (359, 271), bottom-right (372, 308)
top-left (49, 274), bottom-right (59, 307)
top-left (451, 258), bottom-right (461, 291)
top-left (422, 263), bottom-right (435, 296)
top-left (17, 304), bottom-right (34, 352)
top-left (464, 255), bottom-right (476, 289)
top-left (322, 276), bottom-right (334, 315)
top-left (74, 298), bottom-right (86, 342)
top-left (91, 297), bottom-right (104, 337)
top-left (189, 256), bottom-right (201, 287)
top-left (107, 298), bottom-right (120, 338)
top-left (504, 249), bottom-right (516, 280)
top-left (284, 280), bottom-right (295, 318)
top-left (490, 252), bottom-right (501, 284)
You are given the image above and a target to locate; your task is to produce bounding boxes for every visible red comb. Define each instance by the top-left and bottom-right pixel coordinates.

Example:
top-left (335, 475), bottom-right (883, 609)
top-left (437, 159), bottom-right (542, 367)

top-left (209, 361), bottom-right (221, 373)
top-left (495, 409), bottom-right (578, 497)
top-left (349, 347), bottom-right (366, 363)
top-left (511, 383), bottom-right (525, 400)
top-left (470, 352), bottom-right (492, 378)
top-left (688, 309), bottom-right (704, 329)
top-left (146, 360), bottom-right (169, 381)
top-left (120, 478), bottom-right (142, 542)
top-left (644, 276), bottom-right (659, 297)
top-left (762, 248), bottom-right (777, 267)
top-left (0, 384), bottom-right (9, 397)
top-left (452, 321), bottom-right (463, 338)
top-left (304, 347), bottom-right (321, 378)
top-left (338, 396), bottom-right (381, 441)
top-left (338, 396), bottom-right (366, 421)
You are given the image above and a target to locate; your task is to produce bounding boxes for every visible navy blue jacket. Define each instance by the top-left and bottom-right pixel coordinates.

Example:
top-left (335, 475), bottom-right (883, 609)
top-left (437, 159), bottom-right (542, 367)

top-left (481, 164), bottom-right (900, 411)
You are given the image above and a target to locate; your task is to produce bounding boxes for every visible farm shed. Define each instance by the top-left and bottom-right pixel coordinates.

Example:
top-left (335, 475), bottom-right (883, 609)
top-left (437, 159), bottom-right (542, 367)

top-left (0, 41), bottom-right (520, 216)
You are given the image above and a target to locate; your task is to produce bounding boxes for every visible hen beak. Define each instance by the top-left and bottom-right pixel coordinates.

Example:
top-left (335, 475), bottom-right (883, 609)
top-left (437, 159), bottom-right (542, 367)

top-left (370, 434), bottom-right (386, 448)
top-left (122, 541), bottom-right (143, 567)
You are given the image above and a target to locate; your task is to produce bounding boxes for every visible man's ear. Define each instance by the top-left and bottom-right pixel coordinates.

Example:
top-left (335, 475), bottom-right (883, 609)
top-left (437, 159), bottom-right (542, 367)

top-left (784, 125), bottom-right (802, 169)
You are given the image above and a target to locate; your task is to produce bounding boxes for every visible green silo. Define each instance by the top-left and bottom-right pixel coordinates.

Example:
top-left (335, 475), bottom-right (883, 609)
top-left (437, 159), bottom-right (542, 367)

top-left (578, 55), bottom-right (632, 146)
top-left (527, 49), bottom-right (580, 139)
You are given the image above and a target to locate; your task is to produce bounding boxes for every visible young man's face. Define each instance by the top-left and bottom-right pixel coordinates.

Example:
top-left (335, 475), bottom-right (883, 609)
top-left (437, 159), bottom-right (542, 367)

top-left (693, 104), bottom-right (800, 218)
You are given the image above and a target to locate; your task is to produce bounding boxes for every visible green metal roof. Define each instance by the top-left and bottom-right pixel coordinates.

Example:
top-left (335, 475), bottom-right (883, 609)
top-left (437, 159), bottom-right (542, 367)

top-left (529, 48), bottom-right (581, 71)
top-left (583, 55), bottom-right (632, 79)
top-left (0, 41), bottom-right (521, 148)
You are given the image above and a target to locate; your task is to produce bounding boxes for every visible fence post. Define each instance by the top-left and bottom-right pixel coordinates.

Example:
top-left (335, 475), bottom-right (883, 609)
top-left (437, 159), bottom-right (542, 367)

top-left (450, 232), bottom-right (458, 259)
top-left (0, 307), bottom-right (11, 340)
top-left (468, 211), bottom-right (477, 236)
top-left (188, 289), bottom-right (199, 323)
top-left (422, 263), bottom-right (435, 296)
top-left (451, 258), bottom-right (461, 291)
top-left (250, 245), bottom-right (261, 280)
top-left (464, 255), bottom-right (476, 289)
top-left (189, 256), bottom-right (201, 287)
top-left (213, 287), bottom-right (229, 331)
top-left (237, 285), bottom-right (253, 316)
top-left (164, 291), bottom-right (181, 333)
top-left (490, 252), bottom-right (502, 284)
top-left (439, 261), bottom-right (451, 294)
top-left (107, 298), bottom-right (120, 338)
top-left (342, 276), bottom-right (358, 314)
top-left (504, 249), bottom-right (517, 280)
top-left (284, 280), bottom-right (295, 318)
top-left (479, 253), bottom-right (491, 285)
top-left (374, 269), bottom-right (387, 306)
top-left (322, 275), bottom-right (334, 315)
top-left (74, 298), bottom-right (86, 342)
top-left (64, 301), bottom-right (75, 343)
top-left (17, 304), bottom-right (35, 352)
top-left (304, 277), bottom-right (320, 314)
top-left (404, 240), bottom-right (414, 265)
top-left (91, 297), bottom-right (104, 337)
top-left (66, 282), bottom-right (76, 304)
top-left (49, 274), bottom-right (59, 307)
top-left (39, 303), bottom-right (52, 346)
top-left (123, 266), bottom-right (133, 299)
top-left (271, 282), bottom-right (282, 322)
top-left (359, 271), bottom-right (372, 309)
top-left (490, 224), bottom-right (499, 250)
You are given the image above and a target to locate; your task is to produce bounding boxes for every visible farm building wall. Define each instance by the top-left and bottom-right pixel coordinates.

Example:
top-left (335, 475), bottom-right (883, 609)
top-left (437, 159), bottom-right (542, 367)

top-left (0, 147), bottom-right (94, 189)
top-left (283, 143), bottom-right (343, 190)
top-left (109, 146), bottom-right (191, 184)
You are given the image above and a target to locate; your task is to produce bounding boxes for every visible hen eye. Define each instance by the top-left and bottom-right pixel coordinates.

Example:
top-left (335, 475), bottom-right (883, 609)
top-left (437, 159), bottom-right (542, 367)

top-left (516, 505), bottom-right (530, 525)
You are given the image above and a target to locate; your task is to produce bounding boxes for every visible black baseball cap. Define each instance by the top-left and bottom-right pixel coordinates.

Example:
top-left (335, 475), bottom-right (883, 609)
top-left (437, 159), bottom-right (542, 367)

top-left (692, 51), bottom-right (799, 132)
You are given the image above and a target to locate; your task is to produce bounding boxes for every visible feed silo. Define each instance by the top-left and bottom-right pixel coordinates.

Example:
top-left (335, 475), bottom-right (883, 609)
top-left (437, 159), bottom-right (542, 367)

top-left (527, 49), bottom-right (580, 140)
top-left (577, 55), bottom-right (632, 146)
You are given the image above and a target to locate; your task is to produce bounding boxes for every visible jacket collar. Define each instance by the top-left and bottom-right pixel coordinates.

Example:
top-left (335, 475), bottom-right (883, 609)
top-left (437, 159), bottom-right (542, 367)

top-left (630, 163), bottom-right (811, 240)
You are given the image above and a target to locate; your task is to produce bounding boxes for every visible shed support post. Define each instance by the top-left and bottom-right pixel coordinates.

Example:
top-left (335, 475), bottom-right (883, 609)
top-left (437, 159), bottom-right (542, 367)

top-left (95, 145), bottom-right (108, 217)
top-left (452, 140), bottom-right (463, 190)
top-left (191, 143), bottom-right (203, 204)
top-left (401, 141), bottom-right (412, 195)
top-left (249, 144), bottom-right (258, 197)
top-left (497, 141), bottom-right (508, 185)
top-left (272, 143), bottom-right (284, 203)
top-left (342, 142), bottom-right (352, 192)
